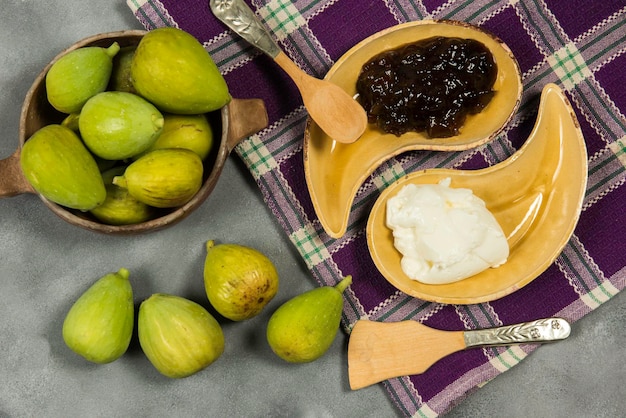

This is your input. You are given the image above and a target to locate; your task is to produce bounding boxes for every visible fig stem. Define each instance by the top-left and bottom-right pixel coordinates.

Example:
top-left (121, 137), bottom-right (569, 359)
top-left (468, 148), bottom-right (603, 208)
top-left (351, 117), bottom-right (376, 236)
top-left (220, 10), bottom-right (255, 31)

top-left (117, 268), bottom-right (130, 280)
top-left (334, 275), bottom-right (352, 294)
top-left (106, 42), bottom-right (121, 58)
top-left (61, 113), bottom-right (80, 131)
top-left (112, 176), bottom-right (128, 189)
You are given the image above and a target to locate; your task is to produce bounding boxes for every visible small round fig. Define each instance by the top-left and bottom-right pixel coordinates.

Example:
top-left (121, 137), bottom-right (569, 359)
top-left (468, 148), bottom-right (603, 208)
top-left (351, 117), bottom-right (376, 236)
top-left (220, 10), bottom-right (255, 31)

top-left (203, 240), bottom-right (279, 321)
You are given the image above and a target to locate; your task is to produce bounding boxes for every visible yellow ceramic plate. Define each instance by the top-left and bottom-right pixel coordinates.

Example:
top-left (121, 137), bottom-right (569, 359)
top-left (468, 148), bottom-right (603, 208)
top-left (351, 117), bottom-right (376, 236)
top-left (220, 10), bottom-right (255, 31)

top-left (304, 20), bottom-right (523, 239)
top-left (366, 84), bottom-right (588, 305)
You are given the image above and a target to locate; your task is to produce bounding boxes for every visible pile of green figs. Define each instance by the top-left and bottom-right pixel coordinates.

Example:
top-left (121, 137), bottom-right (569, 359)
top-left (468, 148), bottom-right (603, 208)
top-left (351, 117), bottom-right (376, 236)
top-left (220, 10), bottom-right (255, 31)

top-left (20, 27), bottom-right (231, 225)
top-left (62, 240), bottom-right (352, 378)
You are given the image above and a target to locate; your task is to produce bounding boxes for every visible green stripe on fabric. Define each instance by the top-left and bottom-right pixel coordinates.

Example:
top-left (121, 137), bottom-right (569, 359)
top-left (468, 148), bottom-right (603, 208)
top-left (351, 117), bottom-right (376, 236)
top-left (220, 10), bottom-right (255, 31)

top-left (210, 39), bottom-right (258, 69)
top-left (377, 297), bottom-right (431, 322)
top-left (551, 44), bottom-right (588, 85)
top-left (291, 230), bottom-right (325, 267)
top-left (579, 17), bottom-right (626, 62)
top-left (128, 0), bottom-right (158, 28)
top-left (517, 1), bottom-right (567, 53)
top-left (263, 0), bottom-right (302, 36)
top-left (614, 139), bottom-right (626, 158)
top-left (558, 250), bottom-right (606, 306)
top-left (568, 240), bottom-right (613, 299)
top-left (398, 377), bottom-right (421, 412)
top-left (293, 25), bottom-right (331, 71)
top-left (443, 0), bottom-right (478, 18)
top-left (584, 79), bottom-right (626, 132)
top-left (493, 346), bottom-right (523, 369)
top-left (384, 382), bottom-right (413, 417)
top-left (129, 0), bottom-right (170, 28)
top-left (239, 139), bottom-right (273, 176)
top-left (478, 304), bottom-right (498, 327)
top-left (586, 143), bottom-right (625, 193)
top-left (462, 305), bottom-right (480, 327)
top-left (342, 290), bottom-right (362, 319)
top-left (391, 0), bottom-right (426, 22)
top-left (574, 79), bottom-right (625, 135)
top-left (444, 0), bottom-right (500, 22)
top-left (517, 1), bottom-right (551, 49)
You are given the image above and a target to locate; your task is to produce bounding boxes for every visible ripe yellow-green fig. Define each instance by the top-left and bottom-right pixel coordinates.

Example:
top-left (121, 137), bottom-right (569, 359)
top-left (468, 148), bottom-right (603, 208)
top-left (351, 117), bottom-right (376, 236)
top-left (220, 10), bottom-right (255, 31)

top-left (46, 42), bottom-right (120, 114)
top-left (266, 275), bottom-right (352, 363)
top-left (203, 240), bottom-right (279, 321)
top-left (131, 27), bottom-right (231, 114)
top-left (112, 148), bottom-right (204, 208)
top-left (20, 124), bottom-right (106, 210)
top-left (138, 113), bottom-right (214, 160)
top-left (138, 293), bottom-right (225, 378)
top-left (109, 46), bottom-right (137, 93)
top-left (62, 268), bottom-right (134, 364)
top-left (89, 166), bottom-right (156, 225)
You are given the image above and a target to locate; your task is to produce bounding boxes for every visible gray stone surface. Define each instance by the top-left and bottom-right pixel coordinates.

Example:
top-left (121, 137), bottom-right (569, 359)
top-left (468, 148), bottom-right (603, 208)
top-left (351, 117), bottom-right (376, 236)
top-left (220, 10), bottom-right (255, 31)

top-left (0, 1), bottom-right (624, 417)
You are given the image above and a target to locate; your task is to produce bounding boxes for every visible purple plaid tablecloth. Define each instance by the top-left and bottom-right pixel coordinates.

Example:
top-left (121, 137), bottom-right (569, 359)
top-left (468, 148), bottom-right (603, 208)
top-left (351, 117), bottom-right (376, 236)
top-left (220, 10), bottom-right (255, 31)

top-left (127, 0), bottom-right (625, 416)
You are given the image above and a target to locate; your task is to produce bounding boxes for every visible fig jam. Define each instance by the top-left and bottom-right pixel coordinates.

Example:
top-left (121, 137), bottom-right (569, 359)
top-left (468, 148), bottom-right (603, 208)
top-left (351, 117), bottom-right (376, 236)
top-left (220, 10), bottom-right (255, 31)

top-left (356, 36), bottom-right (497, 138)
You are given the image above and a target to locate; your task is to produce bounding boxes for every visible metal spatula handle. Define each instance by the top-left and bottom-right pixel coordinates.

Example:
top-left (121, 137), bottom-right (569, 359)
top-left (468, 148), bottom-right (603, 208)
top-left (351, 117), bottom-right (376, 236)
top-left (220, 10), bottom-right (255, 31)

top-left (209, 0), bottom-right (280, 58)
top-left (464, 317), bottom-right (571, 348)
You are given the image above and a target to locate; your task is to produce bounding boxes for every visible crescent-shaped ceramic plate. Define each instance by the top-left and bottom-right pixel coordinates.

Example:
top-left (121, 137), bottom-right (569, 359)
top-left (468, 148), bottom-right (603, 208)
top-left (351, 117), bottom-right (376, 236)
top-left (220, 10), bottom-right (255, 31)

top-left (304, 20), bottom-right (523, 239)
top-left (366, 83), bottom-right (588, 305)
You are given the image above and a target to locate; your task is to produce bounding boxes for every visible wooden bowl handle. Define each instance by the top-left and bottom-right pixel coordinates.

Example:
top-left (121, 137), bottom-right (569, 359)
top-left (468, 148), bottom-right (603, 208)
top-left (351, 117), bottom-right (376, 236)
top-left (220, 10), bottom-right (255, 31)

top-left (0, 148), bottom-right (35, 198)
top-left (224, 98), bottom-right (268, 151)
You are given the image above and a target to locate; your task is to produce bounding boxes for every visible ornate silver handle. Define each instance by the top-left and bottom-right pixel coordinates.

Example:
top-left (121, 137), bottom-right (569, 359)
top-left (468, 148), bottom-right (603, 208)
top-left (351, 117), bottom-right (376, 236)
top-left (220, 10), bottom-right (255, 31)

top-left (464, 317), bottom-right (571, 348)
top-left (209, 0), bottom-right (281, 58)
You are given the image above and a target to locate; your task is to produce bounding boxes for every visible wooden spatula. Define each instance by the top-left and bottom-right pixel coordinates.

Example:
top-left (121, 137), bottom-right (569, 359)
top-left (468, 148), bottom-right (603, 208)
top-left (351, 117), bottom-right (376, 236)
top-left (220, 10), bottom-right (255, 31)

top-left (348, 317), bottom-right (571, 390)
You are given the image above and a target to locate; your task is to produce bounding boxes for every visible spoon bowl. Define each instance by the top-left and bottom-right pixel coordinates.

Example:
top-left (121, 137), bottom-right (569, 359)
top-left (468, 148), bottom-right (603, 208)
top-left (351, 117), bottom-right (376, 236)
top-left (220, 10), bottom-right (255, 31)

top-left (304, 20), bottom-right (523, 238)
top-left (367, 83), bottom-right (587, 304)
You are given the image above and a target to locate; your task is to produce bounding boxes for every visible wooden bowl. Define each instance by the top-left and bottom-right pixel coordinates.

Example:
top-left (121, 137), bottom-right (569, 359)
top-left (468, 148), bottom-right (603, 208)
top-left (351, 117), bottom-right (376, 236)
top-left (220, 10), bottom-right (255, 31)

top-left (0, 30), bottom-right (268, 234)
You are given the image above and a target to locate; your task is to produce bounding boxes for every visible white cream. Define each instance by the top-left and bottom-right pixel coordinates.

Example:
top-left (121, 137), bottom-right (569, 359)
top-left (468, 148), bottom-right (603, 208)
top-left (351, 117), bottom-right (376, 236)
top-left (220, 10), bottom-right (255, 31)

top-left (386, 178), bottom-right (509, 285)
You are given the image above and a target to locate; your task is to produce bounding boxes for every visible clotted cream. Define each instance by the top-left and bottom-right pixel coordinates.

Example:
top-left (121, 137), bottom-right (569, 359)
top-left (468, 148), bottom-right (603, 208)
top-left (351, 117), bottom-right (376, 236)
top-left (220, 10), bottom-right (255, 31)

top-left (386, 178), bottom-right (509, 284)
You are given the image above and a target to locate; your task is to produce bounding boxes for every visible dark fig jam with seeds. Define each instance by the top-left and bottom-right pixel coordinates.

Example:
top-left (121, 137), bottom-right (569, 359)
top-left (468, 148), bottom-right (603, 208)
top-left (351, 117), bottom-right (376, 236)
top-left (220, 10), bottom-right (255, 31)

top-left (356, 36), bottom-right (497, 138)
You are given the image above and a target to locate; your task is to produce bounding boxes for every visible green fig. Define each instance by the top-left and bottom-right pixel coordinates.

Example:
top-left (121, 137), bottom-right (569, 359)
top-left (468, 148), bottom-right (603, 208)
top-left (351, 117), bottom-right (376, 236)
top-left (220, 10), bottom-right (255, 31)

top-left (131, 27), bottom-right (231, 114)
top-left (203, 240), bottom-right (279, 321)
top-left (138, 293), bottom-right (225, 378)
top-left (20, 124), bottom-right (106, 210)
top-left (109, 46), bottom-right (137, 93)
top-left (112, 148), bottom-right (203, 208)
top-left (46, 42), bottom-right (120, 114)
top-left (138, 113), bottom-right (214, 160)
top-left (89, 166), bottom-right (156, 225)
top-left (79, 91), bottom-right (164, 160)
top-left (62, 268), bottom-right (134, 364)
top-left (266, 275), bottom-right (352, 363)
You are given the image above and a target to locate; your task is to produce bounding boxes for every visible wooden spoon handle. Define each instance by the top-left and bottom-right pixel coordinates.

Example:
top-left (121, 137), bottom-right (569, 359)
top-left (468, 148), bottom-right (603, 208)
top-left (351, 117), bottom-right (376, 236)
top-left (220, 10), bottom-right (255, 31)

top-left (0, 149), bottom-right (35, 198)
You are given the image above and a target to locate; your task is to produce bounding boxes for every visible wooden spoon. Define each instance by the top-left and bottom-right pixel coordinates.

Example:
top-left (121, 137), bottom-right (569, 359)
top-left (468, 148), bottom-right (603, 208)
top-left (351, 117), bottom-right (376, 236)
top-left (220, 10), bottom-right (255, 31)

top-left (348, 317), bottom-right (571, 390)
top-left (210, 0), bottom-right (367, 144)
